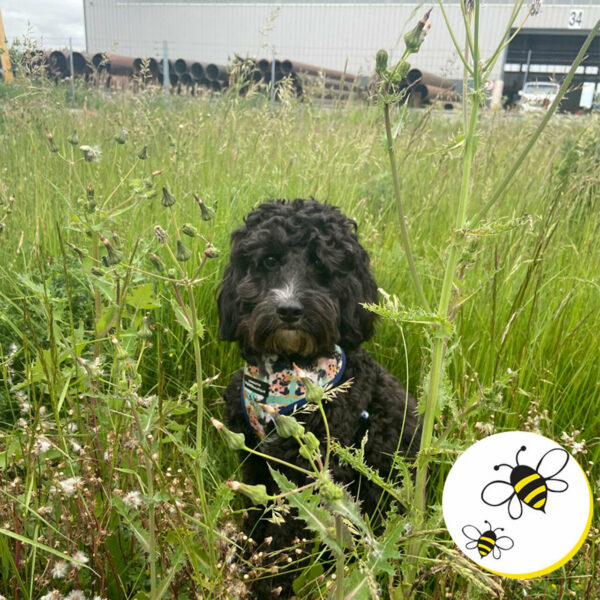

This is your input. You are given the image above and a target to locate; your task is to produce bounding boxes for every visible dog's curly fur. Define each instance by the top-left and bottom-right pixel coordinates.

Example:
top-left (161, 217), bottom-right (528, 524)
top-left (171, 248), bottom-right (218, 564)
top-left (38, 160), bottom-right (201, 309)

top-left (218, 198), bottom-right (420, 598)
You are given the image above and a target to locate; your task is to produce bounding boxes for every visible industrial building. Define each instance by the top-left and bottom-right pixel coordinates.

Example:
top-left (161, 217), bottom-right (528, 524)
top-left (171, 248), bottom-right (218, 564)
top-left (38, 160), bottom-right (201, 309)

top-left (84, 1), bottom-right (600, 107)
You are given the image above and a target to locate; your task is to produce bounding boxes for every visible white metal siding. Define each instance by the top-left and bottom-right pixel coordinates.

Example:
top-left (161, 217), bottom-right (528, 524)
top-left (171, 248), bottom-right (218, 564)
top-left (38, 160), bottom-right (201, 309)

top-left (84, 1), bottom-right (600, 80)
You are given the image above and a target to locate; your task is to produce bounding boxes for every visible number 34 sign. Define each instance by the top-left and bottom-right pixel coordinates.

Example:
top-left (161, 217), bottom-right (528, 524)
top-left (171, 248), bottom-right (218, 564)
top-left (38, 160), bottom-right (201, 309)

top-left (569, 9), bottom-right (583, 29)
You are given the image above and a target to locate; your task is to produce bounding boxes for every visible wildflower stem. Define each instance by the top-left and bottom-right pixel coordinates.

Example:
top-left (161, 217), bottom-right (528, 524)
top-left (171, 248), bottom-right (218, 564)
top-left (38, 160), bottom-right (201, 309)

top-left (270, 481), bottom-right (317, 500)
top-left (130, 402), bottom-right (158, 598)
top-left (402, 1), bottom-right (481, 593)
top-left (383, 101), bottom-right (431, 313)
top-left (99, 159), bottom-right (139, 211)
top-left (335, 514), bottom-right (345, 599)
top-left (243, 446), bottom-right (315, 477)
top-left (185, 283), bottom-right (217, 572)
top-left (317, 400), bottom-right (332, 471)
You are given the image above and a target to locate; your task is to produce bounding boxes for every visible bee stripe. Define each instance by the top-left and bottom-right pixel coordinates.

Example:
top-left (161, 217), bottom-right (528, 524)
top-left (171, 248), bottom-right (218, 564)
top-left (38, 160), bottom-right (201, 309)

top-left (514, 473), bottom-right (540, 492)
top-left (533, 497), bottom-right (546, 509)
top-left (478, 543), bottom-right (492, 552)
top-left (524, 485), bottom-right (546, 504)
top-left (480, 537), bottom-right (495, 544)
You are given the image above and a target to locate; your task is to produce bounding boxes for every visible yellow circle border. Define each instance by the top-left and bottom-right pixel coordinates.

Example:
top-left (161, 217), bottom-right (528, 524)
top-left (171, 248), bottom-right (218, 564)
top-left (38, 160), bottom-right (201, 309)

top-left (478, 456), bottom-right (594, 579)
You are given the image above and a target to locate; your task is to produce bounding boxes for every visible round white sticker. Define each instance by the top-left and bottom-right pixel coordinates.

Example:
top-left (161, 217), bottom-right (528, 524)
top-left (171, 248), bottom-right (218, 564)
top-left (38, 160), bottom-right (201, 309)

top-left (442, 431), bottom-right (593, 578)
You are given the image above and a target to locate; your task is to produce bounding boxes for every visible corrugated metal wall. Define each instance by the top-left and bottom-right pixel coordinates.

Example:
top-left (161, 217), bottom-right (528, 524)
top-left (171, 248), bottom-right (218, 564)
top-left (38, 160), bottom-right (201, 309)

top-left (84, 1), bottom-right (600, 80)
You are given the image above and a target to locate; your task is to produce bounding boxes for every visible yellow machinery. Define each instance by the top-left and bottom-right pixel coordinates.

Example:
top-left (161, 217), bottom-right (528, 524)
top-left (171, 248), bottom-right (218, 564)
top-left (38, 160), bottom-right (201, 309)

top-left (0, 7), bottom-right (13, 82)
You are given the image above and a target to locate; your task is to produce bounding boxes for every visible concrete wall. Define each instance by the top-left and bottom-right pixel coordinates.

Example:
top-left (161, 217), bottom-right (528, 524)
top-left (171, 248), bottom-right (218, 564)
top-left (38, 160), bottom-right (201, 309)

top-left (84, 1), bottom-right (600, 80)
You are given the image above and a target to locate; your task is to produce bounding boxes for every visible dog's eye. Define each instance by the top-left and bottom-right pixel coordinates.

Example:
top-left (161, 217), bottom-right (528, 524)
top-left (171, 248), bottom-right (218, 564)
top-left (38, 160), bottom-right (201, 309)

top-left (262, 255), bottom-right (279, 269)
top-left (312, 257), bottom-right (325, 271)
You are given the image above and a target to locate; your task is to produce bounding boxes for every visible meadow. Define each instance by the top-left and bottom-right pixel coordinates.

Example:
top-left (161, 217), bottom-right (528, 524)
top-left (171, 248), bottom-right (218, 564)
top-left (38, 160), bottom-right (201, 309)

top-left (0, 70), bottom-right (599, 599)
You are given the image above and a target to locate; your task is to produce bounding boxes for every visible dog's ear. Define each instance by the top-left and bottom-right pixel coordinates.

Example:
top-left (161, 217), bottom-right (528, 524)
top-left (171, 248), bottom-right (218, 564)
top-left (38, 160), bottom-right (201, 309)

top-left (217, 261), bottom-right (240, 341)
top-left (339, 245), bottom-right (378, 349)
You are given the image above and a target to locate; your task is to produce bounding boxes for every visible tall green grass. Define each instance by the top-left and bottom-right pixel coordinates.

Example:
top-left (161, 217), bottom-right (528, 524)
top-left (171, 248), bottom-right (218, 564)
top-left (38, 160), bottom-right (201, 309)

top-left (0, 78), bottom-right (598, 598)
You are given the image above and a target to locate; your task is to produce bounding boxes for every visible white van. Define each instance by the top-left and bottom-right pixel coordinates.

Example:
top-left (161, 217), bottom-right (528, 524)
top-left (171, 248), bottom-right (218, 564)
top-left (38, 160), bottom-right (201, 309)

top-left (518, 81), bottom-right (560, 112)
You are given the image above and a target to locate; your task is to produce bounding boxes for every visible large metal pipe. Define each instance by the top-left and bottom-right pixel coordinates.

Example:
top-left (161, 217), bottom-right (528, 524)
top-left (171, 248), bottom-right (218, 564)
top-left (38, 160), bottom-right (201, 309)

top-left (180, 72), bottom-right (192, 86)
top-left (72, 52), bottom-right (92, 76)
top-left (92, 53), bottom-right (135, 77)
top-left (257, 59), bottom-right (270, 74)
top-left (286, 60), bottom-right (357, 83)
top-left (206, 63), bottom-right (228, 81)
top-left (407, 68), bottom-right (455, 90)
top-left (412, 82), bottom-right (460, 103)
top-left (190, 62), bottom-right (205, 79)
top-left (49, 50), bottom-right (68, 75)
top-left (194, 76), bottom-right (211, 88)
top-left (134, 57), bottom-right (159, 75)
top-left (92, 52), bottom-right (109, 72)
top-left (174, 58), bottom-right (190, 75)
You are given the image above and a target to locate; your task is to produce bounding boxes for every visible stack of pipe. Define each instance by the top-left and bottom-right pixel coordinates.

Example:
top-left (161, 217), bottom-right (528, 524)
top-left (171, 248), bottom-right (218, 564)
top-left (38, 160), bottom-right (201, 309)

top-left (23, 49), bottom-right (383, 102)
top-left (406, 68), bottom-right (460, 108)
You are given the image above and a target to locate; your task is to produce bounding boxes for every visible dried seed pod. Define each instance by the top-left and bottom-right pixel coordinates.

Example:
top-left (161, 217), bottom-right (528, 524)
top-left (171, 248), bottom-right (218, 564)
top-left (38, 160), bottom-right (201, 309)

top-left (148, 252), bottom-right (164, 272)
top-left (194, 194), bottom-right (215, 221)
top-left (181, 223), bottom-right (198, 238)
top-left (161, 187), bottom-right (176, 207)
top-left (115, 127), bottom-right (128, 144)
top-left (176, 239), bottom-right (192, 262)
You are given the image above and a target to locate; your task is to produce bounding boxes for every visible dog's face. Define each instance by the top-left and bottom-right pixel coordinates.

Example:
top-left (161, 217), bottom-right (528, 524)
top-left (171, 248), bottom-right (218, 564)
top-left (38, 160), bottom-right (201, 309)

top-left (218, 199), bottom-right (378, 360)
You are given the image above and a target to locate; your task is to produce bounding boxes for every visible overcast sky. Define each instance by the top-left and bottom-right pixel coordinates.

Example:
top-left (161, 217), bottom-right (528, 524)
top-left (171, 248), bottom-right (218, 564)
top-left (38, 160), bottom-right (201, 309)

top-left (2, 0), bottom-right (86, 49)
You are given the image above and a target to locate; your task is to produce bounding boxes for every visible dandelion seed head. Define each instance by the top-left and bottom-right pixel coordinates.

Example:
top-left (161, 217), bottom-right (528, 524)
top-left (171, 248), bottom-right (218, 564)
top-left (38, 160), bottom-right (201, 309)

top-left (123, 490), bottom-right (144, 508)
top-left (51, 560), bottom-right (69, 579)
top-left (34, 436), bottom-right (52, 455)
top-left (51, 476), bottom-right (82, 497)
top-left (71, 550), bottom-right (89, 566)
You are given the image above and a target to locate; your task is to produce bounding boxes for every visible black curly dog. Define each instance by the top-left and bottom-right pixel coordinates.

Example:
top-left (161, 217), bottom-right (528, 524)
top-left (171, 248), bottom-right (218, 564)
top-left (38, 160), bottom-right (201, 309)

top-left (218, 198), bottom-right (420, 598)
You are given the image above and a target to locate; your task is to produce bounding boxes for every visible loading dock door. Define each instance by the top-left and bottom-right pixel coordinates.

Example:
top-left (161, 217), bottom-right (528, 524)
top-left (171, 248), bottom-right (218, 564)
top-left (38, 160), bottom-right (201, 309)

top-left (503, 29), bottom-right (600, 111)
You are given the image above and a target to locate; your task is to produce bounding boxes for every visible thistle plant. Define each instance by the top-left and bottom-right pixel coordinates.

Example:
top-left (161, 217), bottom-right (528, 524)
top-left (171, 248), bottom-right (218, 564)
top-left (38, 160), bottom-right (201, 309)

top-left (374, 5), bottom-right (600, 598)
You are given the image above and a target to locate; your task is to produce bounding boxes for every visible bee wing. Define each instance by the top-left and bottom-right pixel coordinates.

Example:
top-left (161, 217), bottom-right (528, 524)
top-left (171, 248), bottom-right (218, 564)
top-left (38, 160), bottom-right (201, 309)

top-left (495, 536), bottom-right (514, 550)
top-left (508, 493), bottom-right (523, 520)
top-left (492, 545), bottom-right (501, 559)
top-left (481, 480), bottom-right (515, 506)
top-left (536, 448), bottom-right (569, 479)
top-left (462, 525), bottom-right (482, 541)
top-left (465, 540), bottom-right (479, 550)
top-left (546, 478), bottom-right (569, 492)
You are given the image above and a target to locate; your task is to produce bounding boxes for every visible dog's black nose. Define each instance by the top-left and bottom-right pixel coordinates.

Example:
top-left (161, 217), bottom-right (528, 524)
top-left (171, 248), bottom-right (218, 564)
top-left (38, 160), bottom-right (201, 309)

top-left (276, 301), bottom-right (302, 323)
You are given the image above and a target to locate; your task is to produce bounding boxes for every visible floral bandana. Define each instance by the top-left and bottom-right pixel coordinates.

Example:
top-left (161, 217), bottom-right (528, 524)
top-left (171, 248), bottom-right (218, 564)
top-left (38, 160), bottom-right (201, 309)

top-left (242, 345), bottom-right (346, 438)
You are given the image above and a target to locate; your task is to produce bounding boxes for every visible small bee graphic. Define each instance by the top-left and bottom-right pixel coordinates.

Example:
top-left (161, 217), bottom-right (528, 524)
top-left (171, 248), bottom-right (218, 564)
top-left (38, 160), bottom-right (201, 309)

top-left (462, 520), bottom-right (514, 559)
top-left (481, 445), bottom-right (569, 519)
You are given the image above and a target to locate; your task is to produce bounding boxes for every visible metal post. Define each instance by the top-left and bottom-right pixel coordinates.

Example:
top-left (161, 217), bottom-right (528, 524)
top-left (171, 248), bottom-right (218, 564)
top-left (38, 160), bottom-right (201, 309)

top-left (270, 53), bottom-right (276, 111)
top-left (69, 38), bottom-right (76, 106)
top-left (163, 40), bottom-right (169, 111)
top-left (523, 48), bottom-right (532, 86)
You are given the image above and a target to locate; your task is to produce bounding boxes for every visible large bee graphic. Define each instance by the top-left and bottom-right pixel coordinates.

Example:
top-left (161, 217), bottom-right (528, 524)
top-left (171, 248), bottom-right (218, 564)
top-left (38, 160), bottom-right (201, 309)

top-left (481, 445), bottom-right (569, 519)
top-left (462, 520), bottom-right (514, 559)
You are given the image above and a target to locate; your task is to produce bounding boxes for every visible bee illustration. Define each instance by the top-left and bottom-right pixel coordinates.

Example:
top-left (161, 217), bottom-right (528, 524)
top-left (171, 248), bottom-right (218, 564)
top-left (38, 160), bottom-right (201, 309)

top-left (481, 445), bottom-right (569, 519)
top-left (462, 520), bottom-right (514, 559)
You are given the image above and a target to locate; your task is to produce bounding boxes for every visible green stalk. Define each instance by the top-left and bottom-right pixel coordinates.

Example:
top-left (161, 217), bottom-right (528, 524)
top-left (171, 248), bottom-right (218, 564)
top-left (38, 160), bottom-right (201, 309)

top-left (383, 99), bottom-right (431, 313)
top-left (400, 3), bottom-right (481, 596)
top-left (185, 285), bottom-right (216, 572)
top-left (131, 404), bottom-right (157, 598)
top-left (335, 514), bottom-right (345, 599)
